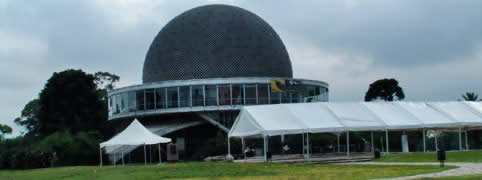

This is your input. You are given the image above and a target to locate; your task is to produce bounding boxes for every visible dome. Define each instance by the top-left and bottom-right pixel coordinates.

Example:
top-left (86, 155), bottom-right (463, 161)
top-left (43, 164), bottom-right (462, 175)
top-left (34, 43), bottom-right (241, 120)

top-left (142, 4), bottom-right (293, 83)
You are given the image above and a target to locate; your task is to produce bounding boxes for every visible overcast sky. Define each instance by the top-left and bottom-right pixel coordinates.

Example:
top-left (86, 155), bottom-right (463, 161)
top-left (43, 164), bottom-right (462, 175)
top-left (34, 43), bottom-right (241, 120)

top-left (1, 0), bottom-right (481, 136)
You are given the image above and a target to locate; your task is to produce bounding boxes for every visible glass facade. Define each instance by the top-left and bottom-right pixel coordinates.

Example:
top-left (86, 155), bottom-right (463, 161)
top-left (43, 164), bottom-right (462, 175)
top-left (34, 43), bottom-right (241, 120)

top-left (109, 82), bottom-right (328, 116)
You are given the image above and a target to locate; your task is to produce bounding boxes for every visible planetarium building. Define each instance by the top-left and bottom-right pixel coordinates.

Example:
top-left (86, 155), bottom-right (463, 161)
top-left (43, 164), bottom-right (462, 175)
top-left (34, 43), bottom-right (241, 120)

top-left (108, 5), bottom-right (328, 160)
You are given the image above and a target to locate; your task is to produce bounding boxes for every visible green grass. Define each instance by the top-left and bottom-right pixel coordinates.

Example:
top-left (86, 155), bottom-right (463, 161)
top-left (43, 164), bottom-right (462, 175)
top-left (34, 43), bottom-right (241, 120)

top-left (420, 174), bottom-right (482, 179)
top-left (375, 151), bottom-right (482, 163)
top-left (0, 162), bottom-right (455, 180)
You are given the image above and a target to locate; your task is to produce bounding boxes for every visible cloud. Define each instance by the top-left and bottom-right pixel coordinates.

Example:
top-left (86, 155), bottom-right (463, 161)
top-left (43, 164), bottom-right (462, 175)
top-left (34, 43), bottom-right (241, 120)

top-left (1, 0), bottom-right (481, 137)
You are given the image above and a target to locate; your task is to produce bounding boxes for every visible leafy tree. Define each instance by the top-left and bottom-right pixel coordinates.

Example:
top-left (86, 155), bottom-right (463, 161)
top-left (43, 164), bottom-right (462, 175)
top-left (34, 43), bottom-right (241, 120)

top-left (0, 124), bottom-right (12, 139)
top-left (37, 69), bottom-right (106, 136)
top-left (461, 92), bottom-right (479, 101)
top-left (365, 78), bottom-right (405, 102)
top-left (14, 99), bottom-right (40, 136)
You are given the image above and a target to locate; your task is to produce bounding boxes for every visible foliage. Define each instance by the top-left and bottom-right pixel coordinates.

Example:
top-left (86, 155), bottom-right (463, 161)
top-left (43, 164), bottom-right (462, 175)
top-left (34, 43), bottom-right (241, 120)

top-left (0, 125), bottom-right (12, 139)
top-left (37, 69), bottom-right (106, 136)
top-left (0, 162), bottom-right (454, 180)
top-left (365, 78), bottom-right (405, 102)
top-left (32, 131), bottom-right (103, 166)
top-left (461, 92), bottom-right (479, 101)
top-left (4, 69), bottom-right (119, 169)
top-left (375, 151), bottom-right (482, 163)
top-left (14, 99), bottom-right (40, 136)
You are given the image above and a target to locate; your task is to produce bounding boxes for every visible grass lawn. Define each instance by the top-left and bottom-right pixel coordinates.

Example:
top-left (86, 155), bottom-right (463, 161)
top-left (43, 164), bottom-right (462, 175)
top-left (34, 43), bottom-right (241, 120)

top-left (375, 151), bottom-right (482, 163)
top-left (420, 174), bottom-right (482, 179)
top-left (0, 162), bottom-right (455, 180)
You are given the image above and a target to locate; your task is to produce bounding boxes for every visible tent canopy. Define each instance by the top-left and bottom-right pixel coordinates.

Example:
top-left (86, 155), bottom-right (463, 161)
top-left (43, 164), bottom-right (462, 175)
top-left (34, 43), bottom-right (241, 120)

top-left (100, 119), bottom-right (171, 148)
top-left (228, 101), bottom-right (482, 137)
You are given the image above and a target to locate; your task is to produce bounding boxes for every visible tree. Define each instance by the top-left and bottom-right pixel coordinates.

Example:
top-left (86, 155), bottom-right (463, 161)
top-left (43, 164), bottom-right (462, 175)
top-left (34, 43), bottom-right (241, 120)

top-left (0, 124), bottom-right (12, 139)
top-left (14, 99), bottom-right (40, 136)
top-left (461, 92), bottom-right (479, 101)
top-left (37, 69), bottom-right (106, 136)
top-left (365, 78), bottom-right (405, 102)
top-left (94, 71), bottom-right (120, 99)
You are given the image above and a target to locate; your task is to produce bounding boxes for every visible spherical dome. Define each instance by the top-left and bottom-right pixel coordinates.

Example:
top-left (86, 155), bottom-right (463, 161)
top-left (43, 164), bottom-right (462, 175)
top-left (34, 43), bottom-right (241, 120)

top-left (142, 4), bottom-right (293, 83)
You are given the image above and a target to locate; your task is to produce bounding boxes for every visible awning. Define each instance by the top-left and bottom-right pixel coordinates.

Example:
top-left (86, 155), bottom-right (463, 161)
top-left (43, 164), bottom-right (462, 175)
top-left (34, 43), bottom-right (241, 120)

top-left (100, 119), bottom-right (171, 148)
top-left (228, 101), bottom-right (482, 137)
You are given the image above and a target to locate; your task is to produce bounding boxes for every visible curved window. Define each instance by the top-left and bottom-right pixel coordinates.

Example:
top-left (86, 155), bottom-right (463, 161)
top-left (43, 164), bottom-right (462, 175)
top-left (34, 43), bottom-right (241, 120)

top-left (218, 85), bottom-right (231, 105)
top-left (155, 88), bottom-right (166, 109)
top-left (205, 85), bottom-right (217, 106)
top-left (231, 84), bottom-right (243, 105)
top-left (136, 90), bottom-right (145, 111)
top-left (245, 84), bottom-right (257, 105)
top-left (191, 86), bottom-right (204, 106)
top-left (258, 84), bottom-right (269, 104)
top-left (146, 89), bottom-right (155, 110)
top-left (179, 86), bottom-right (190, 107)
top-left (167, 87), bottom-right (178, 108)
top-left (128, 91), bottom-right (136, 112)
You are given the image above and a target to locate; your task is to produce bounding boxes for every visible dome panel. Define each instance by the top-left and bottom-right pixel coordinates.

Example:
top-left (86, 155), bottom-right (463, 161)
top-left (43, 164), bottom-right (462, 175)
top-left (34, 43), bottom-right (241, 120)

top-left (143, 4), bottom-right (293, 83)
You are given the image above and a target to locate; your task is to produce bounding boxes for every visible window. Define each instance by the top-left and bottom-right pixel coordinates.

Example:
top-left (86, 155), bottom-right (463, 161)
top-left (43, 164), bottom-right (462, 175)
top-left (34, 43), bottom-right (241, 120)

top-left (191, 86), bottom-right (204, 106)
top-left (120, 93), bottom-right (128, 113)
top-left (179, 86), bottom-right (190, 107)
top-left (128, 91), bottom-right (136, 112)
top-left (290, 91), bottom-right (302, 103)
top-left (155, 88), bottom-right (166, 109)
top-left (231, 84), bottom-right (243, 105)
top-left (146, 89), bottom-right (155, 110)
top-left (218, 85), bottom-right (231, 105)
top-left (205, 85), bottom-right (217, 106)
top-left (167, 87), bottom-right (178, 108)
top-left (270, 91), bottom-right (280, 104)
top-left (136, 90), bottom-right (145, 111)
top-left (245, 84), bottom-right (257, 105)
top-left (257, 84), bottom-right (269, 104)
top-left (281, 92), bottom-right (290, 103)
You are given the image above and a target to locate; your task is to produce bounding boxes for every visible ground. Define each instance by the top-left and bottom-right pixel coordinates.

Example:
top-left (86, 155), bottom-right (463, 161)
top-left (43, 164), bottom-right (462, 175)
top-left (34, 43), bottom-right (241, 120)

top-left (0, 162), bottom-right (454, 180)
top-left (1, 151), bottom-right (481, 179)
top-left (375, 151), bottom-right (482, 163)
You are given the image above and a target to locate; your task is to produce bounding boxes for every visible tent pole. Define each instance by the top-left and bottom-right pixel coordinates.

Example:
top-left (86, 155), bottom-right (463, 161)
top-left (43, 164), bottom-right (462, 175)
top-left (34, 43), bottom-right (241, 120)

top-left (302, 133), bottom-right (305, 155)
top-left (281, 135), bottom-right (284, 155)
top-left (144, 144), bottom-right (147, 165)
top-left (458, 128), bottom-right (462, 151)
top-left (435, 133), bottom-right (438, 151)
top-left (228, 137), bottom-right (231, 156)
top-left (307, 133), bottom-right (310, 158)
top-left (370, 132), bottom-right (374, 153)
top-left (385, 130), bottom-right (389, 154)
top-left (263, 136), bottom-right (267, 162)
top-left (423, 128), bottom-right (426, 152)
top-left (346, 131), bottom-right (350, 157)
top-left (100, 147), bottom-right (103, 167)
top-left (241, 137), bottom-right (245, 158)
top-left (465, 130), bottom-right (469, 151)
top-left (159, 144), bottom-right (162, 164)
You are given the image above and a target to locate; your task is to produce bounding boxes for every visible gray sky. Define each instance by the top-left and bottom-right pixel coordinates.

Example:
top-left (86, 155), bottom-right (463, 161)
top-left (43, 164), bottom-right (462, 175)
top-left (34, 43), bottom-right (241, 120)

top-left (1, 0), bottom-right (481, 136)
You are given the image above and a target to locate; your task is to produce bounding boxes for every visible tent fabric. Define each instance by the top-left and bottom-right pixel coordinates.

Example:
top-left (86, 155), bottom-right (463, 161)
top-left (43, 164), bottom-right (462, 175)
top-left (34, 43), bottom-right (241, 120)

top-left (228, 101), bottom-right (482, 137)
top-left (100, 119), bottom-right (171, 148)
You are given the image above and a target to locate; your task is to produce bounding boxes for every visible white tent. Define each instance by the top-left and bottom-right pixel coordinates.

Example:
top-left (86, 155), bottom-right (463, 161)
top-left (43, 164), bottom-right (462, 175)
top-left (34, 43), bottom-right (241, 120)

top-left (100, 119), bottom-right (171, 166)
top-left (228, 101), bottom-right (482, 161)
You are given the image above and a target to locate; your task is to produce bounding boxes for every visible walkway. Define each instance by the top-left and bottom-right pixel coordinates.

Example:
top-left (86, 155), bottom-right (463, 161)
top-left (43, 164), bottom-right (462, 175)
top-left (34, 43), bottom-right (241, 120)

top-left (345, 162), bottom-right (482, 180)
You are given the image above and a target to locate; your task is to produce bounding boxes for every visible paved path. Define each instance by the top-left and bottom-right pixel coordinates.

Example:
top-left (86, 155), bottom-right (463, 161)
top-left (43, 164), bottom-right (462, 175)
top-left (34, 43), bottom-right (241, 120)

top-left (345, 162), bottom-right (482, 179)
